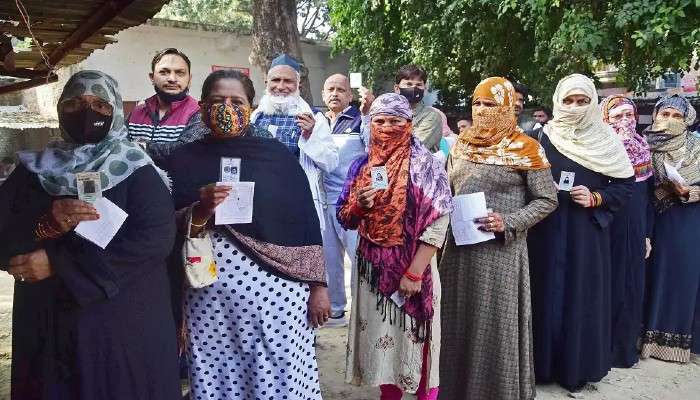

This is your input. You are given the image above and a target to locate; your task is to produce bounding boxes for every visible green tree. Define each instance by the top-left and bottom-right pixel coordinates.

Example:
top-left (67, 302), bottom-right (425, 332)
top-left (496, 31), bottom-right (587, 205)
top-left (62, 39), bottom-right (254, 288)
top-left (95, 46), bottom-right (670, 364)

top-left (156, 0), bottom-right (253, 31)
top-left (329, 0), bottom-right (700, 107)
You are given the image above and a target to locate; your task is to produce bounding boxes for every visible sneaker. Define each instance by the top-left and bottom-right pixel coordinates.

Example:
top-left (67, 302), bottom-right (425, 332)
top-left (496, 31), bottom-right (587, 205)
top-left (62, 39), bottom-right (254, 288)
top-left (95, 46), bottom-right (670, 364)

top-left (323, 311), bottom-right (348, 328)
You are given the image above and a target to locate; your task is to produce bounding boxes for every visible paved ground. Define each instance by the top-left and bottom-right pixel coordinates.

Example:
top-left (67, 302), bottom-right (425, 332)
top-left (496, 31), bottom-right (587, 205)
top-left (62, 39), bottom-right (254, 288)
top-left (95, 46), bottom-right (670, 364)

top-left (1, 272), bottom-right (698, 400)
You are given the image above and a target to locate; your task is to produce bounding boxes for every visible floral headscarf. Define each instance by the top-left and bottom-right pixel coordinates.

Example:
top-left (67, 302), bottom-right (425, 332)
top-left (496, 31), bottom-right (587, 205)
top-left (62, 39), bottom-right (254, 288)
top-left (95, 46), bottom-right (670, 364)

top-left (452, 77), bottom-right (550, 170)
top-left (17, 70), bottom-right (169, 195)
top-left (543, 74), bottom-right (633, 178)
top-left (600, 95), bottom-right (652, 182)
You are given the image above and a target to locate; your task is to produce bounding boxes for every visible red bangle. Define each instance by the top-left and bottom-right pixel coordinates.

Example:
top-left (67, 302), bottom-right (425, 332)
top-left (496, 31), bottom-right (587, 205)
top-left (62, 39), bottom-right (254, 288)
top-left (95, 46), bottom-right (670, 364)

top-left (404, 271), bottom-right (423, 282)
top-left (349, 202), bottom-right (367, 218)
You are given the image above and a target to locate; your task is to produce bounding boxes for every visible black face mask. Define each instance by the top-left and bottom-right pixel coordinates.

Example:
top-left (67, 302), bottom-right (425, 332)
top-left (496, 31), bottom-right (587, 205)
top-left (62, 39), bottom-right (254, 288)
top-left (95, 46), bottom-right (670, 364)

top-left (61, 108), bottom-right (113, 144)
top-left (154, 85), bottom-right (189, 103)
top-left (399, 86), bottom-right (425, 104)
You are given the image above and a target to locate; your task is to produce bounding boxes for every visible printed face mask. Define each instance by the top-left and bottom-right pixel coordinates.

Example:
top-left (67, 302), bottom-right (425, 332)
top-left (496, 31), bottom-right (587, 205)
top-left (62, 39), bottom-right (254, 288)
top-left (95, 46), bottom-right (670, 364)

top-left (203, 102), bottom-right (251, 138)
top-left (61, 108), bottom-right (113, 144)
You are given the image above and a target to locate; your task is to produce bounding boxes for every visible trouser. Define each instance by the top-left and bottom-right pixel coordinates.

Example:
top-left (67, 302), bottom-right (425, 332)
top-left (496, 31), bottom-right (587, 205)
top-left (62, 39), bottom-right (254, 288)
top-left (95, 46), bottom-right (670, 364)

top-left (321, 203), bottom-right (359, 314)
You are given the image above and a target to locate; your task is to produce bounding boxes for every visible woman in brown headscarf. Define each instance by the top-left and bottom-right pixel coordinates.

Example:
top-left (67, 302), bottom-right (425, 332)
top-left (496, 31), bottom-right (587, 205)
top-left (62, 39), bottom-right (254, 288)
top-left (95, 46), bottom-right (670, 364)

top-left (439, 77), bottom-right (558, 400)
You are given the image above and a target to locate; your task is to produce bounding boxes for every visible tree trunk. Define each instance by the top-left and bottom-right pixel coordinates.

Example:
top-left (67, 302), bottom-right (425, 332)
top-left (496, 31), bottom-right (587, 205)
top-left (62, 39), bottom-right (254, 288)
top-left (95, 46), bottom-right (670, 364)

top-left (250, 0), bottom-right (313, 105)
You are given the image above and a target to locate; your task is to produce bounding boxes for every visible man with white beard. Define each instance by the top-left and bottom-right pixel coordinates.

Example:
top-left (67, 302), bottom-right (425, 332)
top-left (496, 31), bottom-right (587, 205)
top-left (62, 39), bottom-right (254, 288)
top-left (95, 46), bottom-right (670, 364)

top-left (251, 54), bottom-right (339, 238)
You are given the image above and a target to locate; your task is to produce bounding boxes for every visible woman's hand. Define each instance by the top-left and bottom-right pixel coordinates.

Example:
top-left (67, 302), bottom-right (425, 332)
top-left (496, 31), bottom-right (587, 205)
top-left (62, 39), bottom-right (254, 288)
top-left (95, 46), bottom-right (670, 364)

top-left (666, 181), bottom-right (690, 200)
top-left (398, 275), bottom-right (422, 298)
top-left (475, 212), bottom-right (504, 233)
top-left (50, 199), bottom-right (100, 233)
top-left (570, 185), bottom-right (592, 207)
top-left (193, 184), bottom-right (232, 223)
top-left (357, 186), bottom-right (379, 210)
top-left (8, 249), bottom-right (52, 283)
top-left (307, 285), bottom-right (330, 328)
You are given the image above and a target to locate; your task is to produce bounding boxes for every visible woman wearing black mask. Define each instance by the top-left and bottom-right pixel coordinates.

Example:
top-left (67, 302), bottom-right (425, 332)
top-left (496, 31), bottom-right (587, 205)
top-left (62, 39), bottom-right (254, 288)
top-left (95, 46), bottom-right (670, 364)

top-left (163, 69), bottom-right (330, 399)
top-left (0, 70), bottom-right (180, 399)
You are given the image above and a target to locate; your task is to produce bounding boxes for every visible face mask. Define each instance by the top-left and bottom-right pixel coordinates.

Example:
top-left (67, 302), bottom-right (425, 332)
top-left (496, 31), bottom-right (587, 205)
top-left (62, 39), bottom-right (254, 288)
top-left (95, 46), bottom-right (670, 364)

top-left (399, 87), bottom-right (424, 104)
top-left (203, 103), bottom-right (251, 138)
top-left (611, 118), bottom-right (637, 136)
top-left (61, 108), bottom-right (113, 144)
top-left (154, 85), bottom-right (189, 103)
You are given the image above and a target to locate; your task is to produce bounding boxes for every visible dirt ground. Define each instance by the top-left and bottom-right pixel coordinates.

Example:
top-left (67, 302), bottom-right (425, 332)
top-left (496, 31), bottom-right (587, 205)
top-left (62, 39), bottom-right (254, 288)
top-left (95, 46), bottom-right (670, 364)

top-left (1, 272), bottom-right (699, 400)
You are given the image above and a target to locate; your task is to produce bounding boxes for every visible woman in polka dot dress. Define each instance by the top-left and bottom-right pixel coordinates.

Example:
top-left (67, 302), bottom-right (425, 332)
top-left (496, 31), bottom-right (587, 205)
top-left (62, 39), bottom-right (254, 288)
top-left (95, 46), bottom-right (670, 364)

top-left (164, 69), bottom-right (330, 400)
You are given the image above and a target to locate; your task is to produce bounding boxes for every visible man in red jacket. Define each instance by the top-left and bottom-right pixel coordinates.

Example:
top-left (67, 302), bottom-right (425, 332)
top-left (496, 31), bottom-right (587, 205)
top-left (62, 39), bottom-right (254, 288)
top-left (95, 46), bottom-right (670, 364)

top-left (127, 48), bottom-right (201, 164)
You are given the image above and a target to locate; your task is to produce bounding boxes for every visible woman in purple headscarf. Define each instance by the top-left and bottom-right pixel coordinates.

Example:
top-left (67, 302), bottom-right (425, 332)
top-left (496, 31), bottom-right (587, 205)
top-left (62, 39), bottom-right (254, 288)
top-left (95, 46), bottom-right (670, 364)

top-left (600, 95), bottom-right (653, 368)
top-left (337, 93), bottom-right (453, 399)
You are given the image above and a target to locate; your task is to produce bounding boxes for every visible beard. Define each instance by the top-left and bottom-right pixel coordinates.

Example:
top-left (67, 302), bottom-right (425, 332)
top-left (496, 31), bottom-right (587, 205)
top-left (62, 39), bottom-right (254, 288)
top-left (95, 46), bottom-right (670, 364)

top-left (257, 89), bottom-right (305, 115)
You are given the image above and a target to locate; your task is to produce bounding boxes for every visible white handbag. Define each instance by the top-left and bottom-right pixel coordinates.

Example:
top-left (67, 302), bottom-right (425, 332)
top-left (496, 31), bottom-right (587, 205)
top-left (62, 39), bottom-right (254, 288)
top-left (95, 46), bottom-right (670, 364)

top-left (182, 209), bottom-right (218, 289)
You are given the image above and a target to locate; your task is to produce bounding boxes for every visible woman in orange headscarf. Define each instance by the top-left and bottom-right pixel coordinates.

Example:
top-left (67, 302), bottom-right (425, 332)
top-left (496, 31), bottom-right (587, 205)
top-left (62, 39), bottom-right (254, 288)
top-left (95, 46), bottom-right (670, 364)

top-left (439, 77), bottom-right (558, 400)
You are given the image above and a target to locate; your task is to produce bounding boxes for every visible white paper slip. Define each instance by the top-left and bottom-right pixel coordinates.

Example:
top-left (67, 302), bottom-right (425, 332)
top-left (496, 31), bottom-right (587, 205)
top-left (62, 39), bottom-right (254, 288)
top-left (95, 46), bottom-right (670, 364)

top-left (664, 161), bottom-right (687, 186)
top-left (215, 182), bottom-right (255, 225)
top-left (390, 291), bottom-right (405, 308)
top-left (371, 166), bottom-right (388, 189)
top-left (451, 192), bottom-right (495, 246)
top-left (220, 157), bottom-right (241, 182)
top-left (267, 125), bottom-right (278, 138)
top-left (349, 72), bottom-right (363, 89)
top-left (558, 171), bottom-right (575, 191)
top-left (75, 197), bottom-right (128, 249)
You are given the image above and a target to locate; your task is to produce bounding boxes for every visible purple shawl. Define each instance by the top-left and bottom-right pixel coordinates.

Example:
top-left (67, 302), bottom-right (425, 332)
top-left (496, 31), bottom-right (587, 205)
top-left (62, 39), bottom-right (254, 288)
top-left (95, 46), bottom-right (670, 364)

top-left (337, 138), bottom-right (453, 340)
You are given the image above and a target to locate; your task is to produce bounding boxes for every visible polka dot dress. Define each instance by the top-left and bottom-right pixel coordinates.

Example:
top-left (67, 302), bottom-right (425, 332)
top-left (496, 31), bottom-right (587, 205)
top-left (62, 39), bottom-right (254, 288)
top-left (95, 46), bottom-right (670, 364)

top-left (185, 231), bottom-right (322, 400)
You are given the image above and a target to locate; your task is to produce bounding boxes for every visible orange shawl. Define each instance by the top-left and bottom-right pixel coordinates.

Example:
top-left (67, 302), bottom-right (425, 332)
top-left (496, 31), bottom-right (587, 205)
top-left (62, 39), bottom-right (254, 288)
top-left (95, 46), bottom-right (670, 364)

top-left (452, 77), bottom-right (549, 170)
top-left (346, 123), bottom-right (412, 247)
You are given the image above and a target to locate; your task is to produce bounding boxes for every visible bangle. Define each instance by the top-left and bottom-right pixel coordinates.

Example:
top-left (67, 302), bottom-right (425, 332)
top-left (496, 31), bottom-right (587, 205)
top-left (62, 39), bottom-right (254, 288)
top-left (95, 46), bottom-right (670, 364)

top-left (591, 192), bottom-right (603, 207)
top-left (404, 270), bottom-right (423, 282)
top-left (35, 214), bottom-right (62, 241)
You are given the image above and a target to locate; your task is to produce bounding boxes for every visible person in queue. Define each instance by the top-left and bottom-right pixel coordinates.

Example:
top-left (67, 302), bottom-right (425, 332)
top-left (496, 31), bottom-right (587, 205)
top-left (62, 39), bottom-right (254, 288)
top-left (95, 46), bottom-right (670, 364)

top-left (127, 48), bottom-right (201, 164)
top-left (320, 73), bottom-right (367, 327)
top-left (338, 93), bottom-right (452, 399)
top-left (600, 95), bottom-right (653, 368)
top-left (251, 53), bottom-right (339, 234)
top-left (439, 77), bottom-right (557, 400)
top-left (528, 73), bottom-right (634, 393)
top-left (163, 69), bottom-right (329, 399)
top-left (0, 70), bottom-right (179, 400)
top-left (641, 95), bottom-right (700, 364)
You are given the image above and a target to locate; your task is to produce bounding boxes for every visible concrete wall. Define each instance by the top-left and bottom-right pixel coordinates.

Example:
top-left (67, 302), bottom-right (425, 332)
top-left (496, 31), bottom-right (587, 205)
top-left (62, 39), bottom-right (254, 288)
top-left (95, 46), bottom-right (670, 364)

top-left (79, 20), bottom-right (351, 107)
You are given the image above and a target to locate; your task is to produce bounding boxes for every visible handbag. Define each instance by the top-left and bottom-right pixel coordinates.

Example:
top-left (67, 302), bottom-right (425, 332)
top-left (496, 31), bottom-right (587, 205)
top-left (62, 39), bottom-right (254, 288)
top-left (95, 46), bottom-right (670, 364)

top-left (182, 209), bottom-right (218, 288)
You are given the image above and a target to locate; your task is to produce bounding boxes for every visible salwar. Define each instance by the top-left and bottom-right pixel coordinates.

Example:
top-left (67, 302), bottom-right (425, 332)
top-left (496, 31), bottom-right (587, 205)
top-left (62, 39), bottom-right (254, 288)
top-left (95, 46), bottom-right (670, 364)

top-left (380, 342), bottom-right (439, 399)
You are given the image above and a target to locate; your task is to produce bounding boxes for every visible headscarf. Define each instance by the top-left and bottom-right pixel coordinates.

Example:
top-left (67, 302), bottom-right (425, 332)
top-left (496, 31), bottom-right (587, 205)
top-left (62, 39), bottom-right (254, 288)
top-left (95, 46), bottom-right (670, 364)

top-left (337, 93), bottom-right (453, 338)
top-left (544, 73), bottom-right (634, 178)
top-left (644, 96), bottom-right (700, 211)
top-left (652, 94), bottom-right (697, 126)
top-left (452, 77), bottom-right (550, 170)
top-left (17, 70), bottom-right (168, 195)
top-left (600, 95), bottom-right (652, 182)
top-left (351, 93), bottom-right (413, 247)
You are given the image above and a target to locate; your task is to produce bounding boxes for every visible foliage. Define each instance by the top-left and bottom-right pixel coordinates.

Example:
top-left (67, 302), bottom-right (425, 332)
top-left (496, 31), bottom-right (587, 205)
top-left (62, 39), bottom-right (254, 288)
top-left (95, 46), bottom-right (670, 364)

top-left (156, 0), bottom-right (331, 39)
top-left (328, 0), bottom-right (700, 107)
top-left (298, 0), bottom-right (332, 40)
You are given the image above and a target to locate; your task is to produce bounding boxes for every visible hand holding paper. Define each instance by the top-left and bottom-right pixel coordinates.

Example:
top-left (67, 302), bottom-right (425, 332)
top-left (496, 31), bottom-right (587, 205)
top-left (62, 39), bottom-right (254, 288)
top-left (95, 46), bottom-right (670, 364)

top-left (215, 182), bottom-right (255, 225)
top-left (75, 197), bottom-right (128, 249)
top-left (451, 192), bottom-right (495, 245)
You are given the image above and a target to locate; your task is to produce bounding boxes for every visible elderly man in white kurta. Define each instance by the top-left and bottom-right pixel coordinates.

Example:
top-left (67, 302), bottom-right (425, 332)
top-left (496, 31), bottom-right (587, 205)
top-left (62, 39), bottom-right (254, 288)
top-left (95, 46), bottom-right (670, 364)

top-left (251, 54), bottom-right (338, 232)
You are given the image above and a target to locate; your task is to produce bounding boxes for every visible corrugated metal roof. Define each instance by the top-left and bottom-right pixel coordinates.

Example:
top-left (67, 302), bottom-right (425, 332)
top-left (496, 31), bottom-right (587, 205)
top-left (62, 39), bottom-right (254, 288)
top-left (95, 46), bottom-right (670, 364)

top-left (0, 105), bottom-right (58, 129)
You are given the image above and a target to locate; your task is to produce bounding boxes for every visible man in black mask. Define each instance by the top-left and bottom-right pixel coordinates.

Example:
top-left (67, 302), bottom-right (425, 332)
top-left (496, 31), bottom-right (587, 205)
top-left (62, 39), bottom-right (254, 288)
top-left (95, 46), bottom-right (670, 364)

top-left (127, 48), bottom-right (201, 165)
top-left (393, 64), bottom-right (442, 152)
